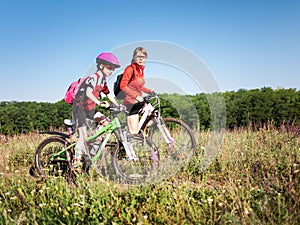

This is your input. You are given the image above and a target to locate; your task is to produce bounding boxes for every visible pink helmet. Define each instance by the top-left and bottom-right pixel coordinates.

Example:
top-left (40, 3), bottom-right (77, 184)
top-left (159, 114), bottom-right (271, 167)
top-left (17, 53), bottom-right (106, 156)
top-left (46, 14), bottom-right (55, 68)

top-left (96, 52), bottom-right (121, 68)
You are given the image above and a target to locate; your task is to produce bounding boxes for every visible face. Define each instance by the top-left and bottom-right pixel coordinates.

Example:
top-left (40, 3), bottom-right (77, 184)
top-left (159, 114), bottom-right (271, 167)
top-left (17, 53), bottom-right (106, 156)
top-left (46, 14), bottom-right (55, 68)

top-left (134, 51), bottom-right (147, 66)
top-left (101, 64), bottom-right (116, 77)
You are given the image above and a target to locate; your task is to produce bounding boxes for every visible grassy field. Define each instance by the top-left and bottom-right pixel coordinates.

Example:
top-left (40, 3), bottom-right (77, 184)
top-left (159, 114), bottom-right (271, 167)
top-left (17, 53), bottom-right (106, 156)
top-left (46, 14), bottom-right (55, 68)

top-left (0, 126), bottom-right (299, 224)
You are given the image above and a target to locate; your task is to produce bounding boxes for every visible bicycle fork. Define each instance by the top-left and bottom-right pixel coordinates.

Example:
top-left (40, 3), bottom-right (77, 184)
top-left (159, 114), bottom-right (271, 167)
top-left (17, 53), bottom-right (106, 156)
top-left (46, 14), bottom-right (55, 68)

top-left (155, 117), bottom-right (174, 149)
top-left (110, 118), bottom-right (138, 161)
top-left (120, 130), bottom-right (138, 161)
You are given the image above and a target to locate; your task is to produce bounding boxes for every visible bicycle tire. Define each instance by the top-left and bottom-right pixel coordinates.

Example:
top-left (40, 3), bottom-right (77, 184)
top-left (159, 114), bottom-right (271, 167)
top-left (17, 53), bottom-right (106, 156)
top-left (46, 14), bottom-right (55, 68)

top-left (148, 117), bottom-right (196, 162)
top-left (35, 136), bottom-right (71, 177)
top-left (111, 137), bottom-right (159, 184)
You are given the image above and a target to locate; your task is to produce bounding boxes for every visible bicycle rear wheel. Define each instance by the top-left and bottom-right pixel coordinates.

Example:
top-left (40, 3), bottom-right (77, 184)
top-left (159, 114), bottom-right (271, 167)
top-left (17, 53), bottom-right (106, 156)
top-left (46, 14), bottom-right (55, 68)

top-left (112, 137), bottom-right (159, 184)
top-left (35, 136), bottom-right (71, 178)
top-left (148, 117), bottom-right (196, 163)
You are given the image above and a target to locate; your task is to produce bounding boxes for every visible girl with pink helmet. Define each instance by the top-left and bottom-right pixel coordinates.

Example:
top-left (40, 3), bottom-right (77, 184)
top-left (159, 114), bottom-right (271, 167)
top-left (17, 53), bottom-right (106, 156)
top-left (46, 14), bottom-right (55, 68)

top-left (72, 52), bottom-right (120, 170)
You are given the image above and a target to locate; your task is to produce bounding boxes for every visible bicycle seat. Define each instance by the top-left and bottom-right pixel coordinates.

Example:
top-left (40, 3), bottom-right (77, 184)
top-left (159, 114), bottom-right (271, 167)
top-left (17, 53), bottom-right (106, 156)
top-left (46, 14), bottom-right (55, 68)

top-left (63, 119), bottom-right (74, 127)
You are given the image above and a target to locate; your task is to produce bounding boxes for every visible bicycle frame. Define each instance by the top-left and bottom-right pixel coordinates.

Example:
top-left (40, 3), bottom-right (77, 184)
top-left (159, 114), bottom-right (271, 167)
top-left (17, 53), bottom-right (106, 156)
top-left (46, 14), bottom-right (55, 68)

top-left (49, 117), bottom-right (121, 163)
top-left (138, 99), bottom-right (174, 146)
top-left (46, 95), bottom-right (174, 167)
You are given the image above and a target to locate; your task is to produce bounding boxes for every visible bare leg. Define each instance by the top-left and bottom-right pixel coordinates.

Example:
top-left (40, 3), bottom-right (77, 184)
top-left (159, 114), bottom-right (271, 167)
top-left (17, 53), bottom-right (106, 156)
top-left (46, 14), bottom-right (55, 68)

top-left (127, 114), bottom-right (139, 134)
top-left (73, 126), bottom-right (88, 167)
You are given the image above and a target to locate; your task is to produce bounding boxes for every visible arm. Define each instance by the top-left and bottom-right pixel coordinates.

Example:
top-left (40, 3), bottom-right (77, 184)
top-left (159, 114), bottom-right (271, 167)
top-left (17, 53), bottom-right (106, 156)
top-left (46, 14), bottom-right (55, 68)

top-left (140, 86), bottom-right (152, 94)
top-left (86, 87), bottom-right (101, 105)
top-left (106, 93), bottom-right (119, 106)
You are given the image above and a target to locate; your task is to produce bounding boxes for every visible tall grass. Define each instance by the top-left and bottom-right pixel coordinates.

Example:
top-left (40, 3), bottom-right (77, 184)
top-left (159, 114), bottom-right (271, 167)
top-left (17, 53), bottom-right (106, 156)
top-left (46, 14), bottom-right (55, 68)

top-left (0, 126), bottom-right (299, 224)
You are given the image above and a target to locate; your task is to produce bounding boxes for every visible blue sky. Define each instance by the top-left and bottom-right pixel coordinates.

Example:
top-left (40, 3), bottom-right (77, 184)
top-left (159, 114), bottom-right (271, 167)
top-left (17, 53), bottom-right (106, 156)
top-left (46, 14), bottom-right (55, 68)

top-left (0, 0), bottom-right (299, 102)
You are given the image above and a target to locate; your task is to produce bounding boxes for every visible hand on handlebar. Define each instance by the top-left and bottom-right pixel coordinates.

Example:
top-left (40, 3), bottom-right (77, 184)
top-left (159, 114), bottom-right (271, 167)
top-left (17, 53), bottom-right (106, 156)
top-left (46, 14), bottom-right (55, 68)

top-left (99, 101), bottom-right (110, 108)
top-left (136, 96), bottom-right (144, 103)
top-left (118, 104), bottom-right (127, 112)
top-left (110, 104), bottom-right (127, 112)
top-left (150, 90), bottom-right (157, 96)
top-left (143, 91), bottom-right (157, 102)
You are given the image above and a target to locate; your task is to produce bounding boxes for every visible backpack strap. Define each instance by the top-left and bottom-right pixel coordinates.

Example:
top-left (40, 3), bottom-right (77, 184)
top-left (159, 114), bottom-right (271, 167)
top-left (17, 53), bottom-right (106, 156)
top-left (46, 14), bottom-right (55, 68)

top-left (94, 72), bottom-right (101, 82)
top-left (94, 71), bottom-right (104, 93)
top-left (127, 65), bottom-right (135, 85)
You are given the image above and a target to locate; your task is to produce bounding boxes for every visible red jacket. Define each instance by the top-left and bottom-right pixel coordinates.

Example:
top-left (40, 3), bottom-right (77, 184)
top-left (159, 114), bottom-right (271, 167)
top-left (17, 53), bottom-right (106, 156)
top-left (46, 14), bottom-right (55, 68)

top-left (120, 63), bottom-right (151, 105)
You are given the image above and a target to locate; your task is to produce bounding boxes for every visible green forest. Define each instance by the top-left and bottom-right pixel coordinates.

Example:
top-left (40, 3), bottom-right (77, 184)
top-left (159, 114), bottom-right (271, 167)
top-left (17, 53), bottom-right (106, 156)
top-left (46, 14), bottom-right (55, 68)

top-left (1, 87), bottom-right (300, 135)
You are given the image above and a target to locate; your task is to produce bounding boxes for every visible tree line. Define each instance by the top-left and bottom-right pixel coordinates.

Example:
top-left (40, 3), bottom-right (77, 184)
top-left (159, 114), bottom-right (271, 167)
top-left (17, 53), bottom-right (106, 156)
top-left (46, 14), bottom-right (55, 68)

top-left (0, 87), bottom-right (299, 135)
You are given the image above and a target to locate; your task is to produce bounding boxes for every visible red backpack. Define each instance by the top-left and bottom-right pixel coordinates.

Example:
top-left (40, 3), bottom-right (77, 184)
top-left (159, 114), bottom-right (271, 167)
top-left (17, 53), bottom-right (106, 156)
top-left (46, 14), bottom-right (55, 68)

top-left (64, 77), bottom-right (87, 105)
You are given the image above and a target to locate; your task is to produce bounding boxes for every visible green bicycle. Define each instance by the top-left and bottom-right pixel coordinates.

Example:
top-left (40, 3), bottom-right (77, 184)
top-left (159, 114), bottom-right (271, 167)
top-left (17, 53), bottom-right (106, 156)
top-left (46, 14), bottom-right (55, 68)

top-left (34, 93), bottom-right (196, 184)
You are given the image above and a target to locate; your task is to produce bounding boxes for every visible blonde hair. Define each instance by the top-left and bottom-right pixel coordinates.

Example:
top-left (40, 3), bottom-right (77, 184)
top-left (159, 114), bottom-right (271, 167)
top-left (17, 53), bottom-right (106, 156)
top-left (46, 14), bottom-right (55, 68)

top-left (131, 47), bottom-right (147, 63)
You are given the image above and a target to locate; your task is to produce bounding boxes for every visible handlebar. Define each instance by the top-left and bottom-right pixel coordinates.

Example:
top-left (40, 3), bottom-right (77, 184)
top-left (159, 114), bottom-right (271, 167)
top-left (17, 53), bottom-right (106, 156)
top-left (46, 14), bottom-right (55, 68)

top-left (109, 93), bottom-right (158, 115)
top-left (143, 92), bottom-right (157, 102)
top-left (109, 104), bottom-right (128, 114)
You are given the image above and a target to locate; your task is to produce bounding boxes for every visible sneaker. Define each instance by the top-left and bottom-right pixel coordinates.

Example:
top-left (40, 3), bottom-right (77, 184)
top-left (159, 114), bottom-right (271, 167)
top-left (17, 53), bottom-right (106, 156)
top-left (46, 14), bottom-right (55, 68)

top-left (126, 155), bottom-right (139, 162)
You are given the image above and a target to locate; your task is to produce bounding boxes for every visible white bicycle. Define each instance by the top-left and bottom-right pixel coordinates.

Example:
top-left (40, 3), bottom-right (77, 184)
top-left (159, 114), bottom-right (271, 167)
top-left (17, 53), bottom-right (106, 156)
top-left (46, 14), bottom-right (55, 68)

top-left (112, 93), bottom-right (197, 183)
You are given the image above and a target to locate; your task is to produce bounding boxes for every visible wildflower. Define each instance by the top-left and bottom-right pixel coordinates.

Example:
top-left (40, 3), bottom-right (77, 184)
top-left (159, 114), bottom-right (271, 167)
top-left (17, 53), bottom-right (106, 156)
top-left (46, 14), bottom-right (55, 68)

top-left (245, 208), bottom-right (249, 215)
top-left (207, 197), bottom-right (213, 203)
top-left (17, 188), bottom-right (23, 194)
top-left (80, 195), bottom-right (85, 205)
top-left (63, 210), bottom-right (69, 216)
top-left (244, 207), bottom-right (252, 215)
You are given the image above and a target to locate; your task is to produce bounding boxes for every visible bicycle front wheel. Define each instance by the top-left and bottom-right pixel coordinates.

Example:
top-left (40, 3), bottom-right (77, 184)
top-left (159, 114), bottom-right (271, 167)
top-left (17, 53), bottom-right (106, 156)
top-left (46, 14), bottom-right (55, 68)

top-left (35, 136), bottom-right (71, 178)
top-left (112, 137), bottom-right (159, 184)
top-left (149, 118), bottom-right (196, 162)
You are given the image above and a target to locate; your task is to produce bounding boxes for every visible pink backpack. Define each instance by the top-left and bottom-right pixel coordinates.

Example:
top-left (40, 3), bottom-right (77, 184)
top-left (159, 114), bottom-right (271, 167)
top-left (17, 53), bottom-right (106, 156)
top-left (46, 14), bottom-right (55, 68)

top-left (64, 77), bottom-right (87, 105)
